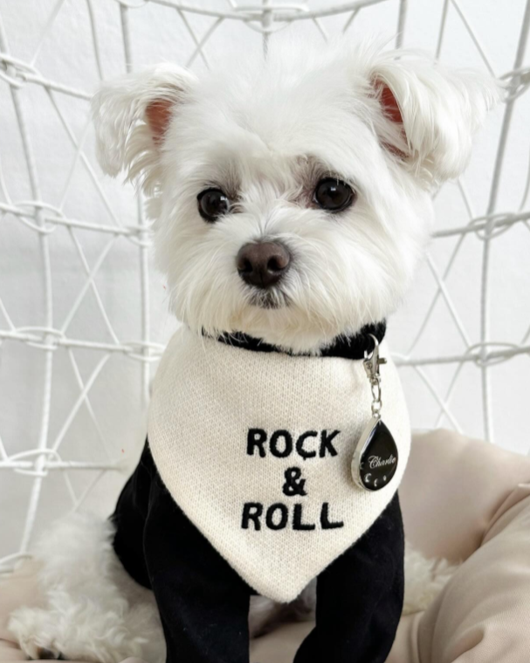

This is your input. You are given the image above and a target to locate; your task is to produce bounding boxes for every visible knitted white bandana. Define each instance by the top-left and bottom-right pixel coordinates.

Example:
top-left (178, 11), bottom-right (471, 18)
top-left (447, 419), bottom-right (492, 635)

top-left (148, 325), bottom-right (410, 602)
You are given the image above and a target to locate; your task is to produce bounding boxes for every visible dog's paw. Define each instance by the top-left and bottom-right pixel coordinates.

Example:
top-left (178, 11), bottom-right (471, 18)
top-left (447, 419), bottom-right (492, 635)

top-left (30, 647), bottom-right (64, 661)
top-left (37, 648), bottom-right (64, 660)
top-left (8, 607), bottom-right (63, 661)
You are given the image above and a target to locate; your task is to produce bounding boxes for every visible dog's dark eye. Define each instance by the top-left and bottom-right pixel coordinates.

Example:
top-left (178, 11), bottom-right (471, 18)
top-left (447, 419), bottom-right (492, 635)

top-left (313, 178), bottom-right (355, 213)
top-left (197, 188), bottom-right (231, 222)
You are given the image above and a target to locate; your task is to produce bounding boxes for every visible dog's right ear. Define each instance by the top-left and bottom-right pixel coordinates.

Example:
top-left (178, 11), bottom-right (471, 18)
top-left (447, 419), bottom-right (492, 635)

top-left (365, 51), bottom-right (502, 185)
top-left (92, 64), bottom-right (196, 190)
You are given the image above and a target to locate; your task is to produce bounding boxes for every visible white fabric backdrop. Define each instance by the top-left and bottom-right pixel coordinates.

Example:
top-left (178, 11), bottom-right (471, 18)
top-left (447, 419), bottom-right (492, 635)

top-left (0, 0), bottom-right (529, 568)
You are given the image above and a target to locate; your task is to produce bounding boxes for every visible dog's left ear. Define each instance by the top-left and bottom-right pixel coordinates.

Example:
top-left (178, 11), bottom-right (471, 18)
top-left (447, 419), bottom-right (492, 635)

top-left (367, 52), bottom-right (503, 183)
top-left (92, 64), bottom-right (196, 190)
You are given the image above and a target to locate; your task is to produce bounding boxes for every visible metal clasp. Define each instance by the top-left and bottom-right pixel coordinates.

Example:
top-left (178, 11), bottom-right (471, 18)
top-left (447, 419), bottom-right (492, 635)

top-left (363, 334), bottom-right (387, 419)
top-left (363, 334), bottom-right (386, 380)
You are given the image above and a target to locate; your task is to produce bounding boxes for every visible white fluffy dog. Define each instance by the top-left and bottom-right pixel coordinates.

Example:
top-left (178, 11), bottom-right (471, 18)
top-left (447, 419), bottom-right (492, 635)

top-left (9, 38), bottom-right (498, 663)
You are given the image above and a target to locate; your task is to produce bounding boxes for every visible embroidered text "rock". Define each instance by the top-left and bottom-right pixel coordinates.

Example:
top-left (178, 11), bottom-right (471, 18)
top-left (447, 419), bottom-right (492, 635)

top-left (247, 429), bottom-right (340, 459)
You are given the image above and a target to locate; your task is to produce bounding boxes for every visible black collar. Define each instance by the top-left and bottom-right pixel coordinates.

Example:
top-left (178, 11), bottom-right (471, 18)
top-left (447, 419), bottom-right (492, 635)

top-left (213, 321), bottom-right (386, 361)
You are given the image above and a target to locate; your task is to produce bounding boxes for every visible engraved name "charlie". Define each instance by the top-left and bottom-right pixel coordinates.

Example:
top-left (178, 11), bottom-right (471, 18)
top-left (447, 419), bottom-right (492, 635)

top-left (367, 455), bottom-right (397, 469)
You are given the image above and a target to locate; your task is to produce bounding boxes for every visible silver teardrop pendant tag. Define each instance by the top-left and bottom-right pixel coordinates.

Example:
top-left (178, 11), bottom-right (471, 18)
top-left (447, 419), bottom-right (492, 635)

top-left (351, 333), bottom-right (398, 491)
top-left (351, 416), bottom-right (399, 491)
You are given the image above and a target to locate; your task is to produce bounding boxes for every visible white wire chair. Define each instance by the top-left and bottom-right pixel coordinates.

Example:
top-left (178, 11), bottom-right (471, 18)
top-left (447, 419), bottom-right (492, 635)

top-left (0, 0), bottom-right (529, 573)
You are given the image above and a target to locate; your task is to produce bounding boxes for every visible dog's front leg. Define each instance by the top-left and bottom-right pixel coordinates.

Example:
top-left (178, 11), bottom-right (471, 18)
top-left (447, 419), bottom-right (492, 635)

top-left (294, 494), bottom-right (405, 663)
top-left (143, 473), bottom-right (252, 663)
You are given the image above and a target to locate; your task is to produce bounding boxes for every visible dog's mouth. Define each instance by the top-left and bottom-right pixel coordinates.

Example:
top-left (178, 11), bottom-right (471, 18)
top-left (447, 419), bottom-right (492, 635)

top-left (249, 288), bottom-right (289, 310)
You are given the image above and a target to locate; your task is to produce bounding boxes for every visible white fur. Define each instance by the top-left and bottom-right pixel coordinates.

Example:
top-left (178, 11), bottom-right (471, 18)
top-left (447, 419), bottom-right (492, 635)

top-left (93, 38), bottom-right (500, 353)
top-left (9, 37), bottom-right (499, 661)
top-left (403, 541), bottom-right (459, 615)
top-left (8, 514), bottom-right (164, 663)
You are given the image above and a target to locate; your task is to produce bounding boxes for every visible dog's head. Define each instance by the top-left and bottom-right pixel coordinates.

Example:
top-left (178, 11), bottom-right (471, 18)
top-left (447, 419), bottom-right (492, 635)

top-left (93, 40), bottom-right (500, 353)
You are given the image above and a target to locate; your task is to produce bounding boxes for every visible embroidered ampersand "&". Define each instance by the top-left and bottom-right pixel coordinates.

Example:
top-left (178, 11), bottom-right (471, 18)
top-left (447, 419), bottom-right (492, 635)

top-left (282, 467), bottom-right (307, 496)
top-left (241, 428), bottom-right (344, 532)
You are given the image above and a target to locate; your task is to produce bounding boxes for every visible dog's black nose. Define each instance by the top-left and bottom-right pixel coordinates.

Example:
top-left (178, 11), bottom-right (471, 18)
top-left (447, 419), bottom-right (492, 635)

top-left (236, 242), bottom-right (291, 288)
